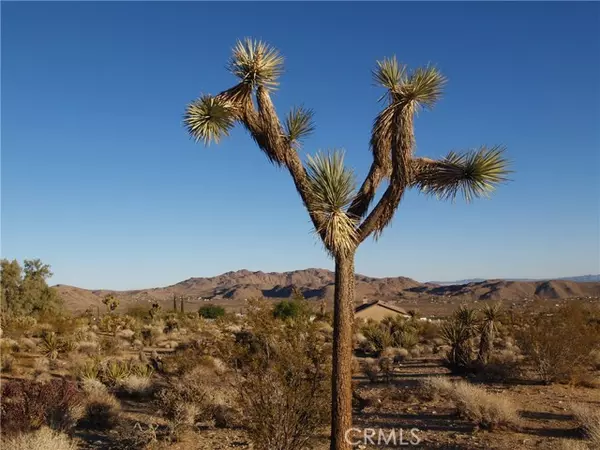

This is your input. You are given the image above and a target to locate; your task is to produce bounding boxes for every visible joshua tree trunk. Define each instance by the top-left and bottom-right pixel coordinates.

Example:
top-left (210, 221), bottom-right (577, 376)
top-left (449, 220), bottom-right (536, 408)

top-left (331, 253), bottom-right (355, 450)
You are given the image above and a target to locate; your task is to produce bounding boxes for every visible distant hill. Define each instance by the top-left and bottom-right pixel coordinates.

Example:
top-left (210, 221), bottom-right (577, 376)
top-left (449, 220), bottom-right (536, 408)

top-left (54, 269), bottom-right (600, 313)
top-left (428, 275), bottom-right (600, 285)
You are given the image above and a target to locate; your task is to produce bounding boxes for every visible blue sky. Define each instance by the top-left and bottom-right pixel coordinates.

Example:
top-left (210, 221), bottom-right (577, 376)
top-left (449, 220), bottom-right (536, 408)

top-left (2, 2), bottom-right (599, 290)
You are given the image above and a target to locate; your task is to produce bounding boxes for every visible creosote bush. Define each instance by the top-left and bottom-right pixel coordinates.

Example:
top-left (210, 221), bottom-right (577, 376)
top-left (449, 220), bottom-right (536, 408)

top-left (198, 304), bottom-right (225, 319)
top-left (517, 302), bottom-right (600, 384)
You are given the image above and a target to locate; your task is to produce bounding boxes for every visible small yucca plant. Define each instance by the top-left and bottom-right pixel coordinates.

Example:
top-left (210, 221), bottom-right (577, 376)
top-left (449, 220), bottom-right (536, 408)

top-left (39, 332), bottom-right (62, 360)
top-left (130, 363), bottom-right (154, 379)
top-left (101, 360), bottom-right (131, 385)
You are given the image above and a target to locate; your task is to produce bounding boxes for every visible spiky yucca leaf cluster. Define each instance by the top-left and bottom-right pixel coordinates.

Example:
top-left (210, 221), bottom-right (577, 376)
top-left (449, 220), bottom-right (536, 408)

top-left (284, 106), bottom-right (315, 145)
top-left (228, 38), bottom-right (284, 90)
top-left (184, 95), bottom-right (235, 146)
top-left (305, 151), bottom-right (358, 256)
top-left (373, 57), bottom-right (446, 110)
top-left (416, 146), bottom-right (510, 202)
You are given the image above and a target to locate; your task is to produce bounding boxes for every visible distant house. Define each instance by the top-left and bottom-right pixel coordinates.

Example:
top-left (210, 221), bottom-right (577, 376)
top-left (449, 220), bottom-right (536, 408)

top-left (354, 300), bottom-right (411, 322)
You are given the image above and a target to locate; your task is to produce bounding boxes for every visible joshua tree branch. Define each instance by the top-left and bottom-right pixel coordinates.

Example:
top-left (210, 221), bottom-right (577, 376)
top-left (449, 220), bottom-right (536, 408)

top-left (219, 85), bottom-right (330, 247)
top-left (356, 104), bottom-right (415, 243)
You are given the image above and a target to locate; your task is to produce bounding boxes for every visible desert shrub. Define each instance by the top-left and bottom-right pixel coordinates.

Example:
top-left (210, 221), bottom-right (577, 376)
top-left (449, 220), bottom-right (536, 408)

top-left (362, 357), bottom-right (380, 383)
top-left (118, 375), bottom-right (154, 397)
top-left (141, 325), bottom-right (164, 346)
top-left (1, 337), bottom-right (21, 353)
top-left (235, 299), bottom-right (331, 450)
top-left (1, 352), bottom-right (15, 373)
top-left (99, 336), bottom-right (123, 355)
top-left (416, 320), bottom-right (441, 341)
top-left (81, 378), bottom-right (107, 395)
top-left (272, 299), bottom-right (309, 320)
top-left (160, 339), bottom-right (225, 376)
top-left (198, 304), bottom-right (225, 319)
top-left (116, 328), bottom-right (135, 340)
top-left (156, 375), bottom-right (215, 438)
top-left (378, 355), bottom-right (395, 383)
top-left (517, 303), bottom-right (600, 383)
top-left (382, 346), bottom-right (409, 365)
top-left (361, 322), bottom-right (393, 355)
top-left (32, 357), bottom-right (50, 373)
top-left (422, 378), bottom-right (518, 430)
top-left (81, 390), bottom-right (121, 430)
top-left (19, 337), bottom-right (38, 352)
top-left (76, 341), bottom-right (99, 355)
top-left (99, 314), bottom-right (138, 335)
top-left (571, 403), bottom-right (600, 448)
top-left (2, 426), bottom-right (78, 450)
top-left (572, 373), bottom-right (600, 389)
top-left (419, 376), bottom-right (454, 401)
top-left (478, 349), bottom-right (523, 382)
top-left (4, 315), bottom-right (38, 337)
top-left (0, 379), bottom-right (84, 436)
top-left (409, 345), bottom-right (422, 358)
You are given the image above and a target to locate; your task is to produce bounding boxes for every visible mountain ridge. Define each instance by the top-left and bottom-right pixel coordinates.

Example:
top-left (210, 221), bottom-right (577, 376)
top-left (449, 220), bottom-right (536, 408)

top-left (54, 268), bottom-right (600, 313)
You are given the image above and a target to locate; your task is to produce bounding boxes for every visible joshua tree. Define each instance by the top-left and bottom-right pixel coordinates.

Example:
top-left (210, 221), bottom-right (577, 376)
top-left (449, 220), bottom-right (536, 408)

top-left (477, 303), bottom-right (501, 364)
top-left (183, 39), bottom-right (509, 450)
top-left (102, 294), bottom-right (119, 312)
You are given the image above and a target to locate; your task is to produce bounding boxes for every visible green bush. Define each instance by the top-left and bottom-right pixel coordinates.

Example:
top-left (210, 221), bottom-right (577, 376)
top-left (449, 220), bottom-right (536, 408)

top-left (198, 305), bottom-right (226, 319)
top-left (272, 299), bottom-right (309, 320)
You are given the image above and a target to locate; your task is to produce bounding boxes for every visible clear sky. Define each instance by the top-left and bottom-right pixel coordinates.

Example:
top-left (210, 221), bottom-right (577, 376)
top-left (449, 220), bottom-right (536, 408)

top-left (2, 2), bottom-right (599, 290)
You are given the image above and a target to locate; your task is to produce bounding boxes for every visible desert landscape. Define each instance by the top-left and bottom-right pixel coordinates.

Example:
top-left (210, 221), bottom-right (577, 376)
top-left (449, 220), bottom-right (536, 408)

top-left (2, 259), bottom-right (600, 449)
top-left (3, 3), bottom-right (599, 450)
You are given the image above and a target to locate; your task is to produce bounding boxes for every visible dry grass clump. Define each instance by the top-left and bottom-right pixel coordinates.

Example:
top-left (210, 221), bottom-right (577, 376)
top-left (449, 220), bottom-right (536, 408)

top-left (419, 376), bottom-right (454, 401)
top-left (81, 378), bottom-right (108, 395)
top-left (571, 403), bottom-right (600, 448)
top-left (2, 426), bottom-right (78, 450)
top-left (18, 337), bottom-right (38, 352)
top-left (118, 375), bottom-right (154, 397)
top-left (1, 352), bottom-right (15, 373)
top-left (450, 381), bottom-right (518, 430)
top-left (81, 390), bottom-right (121, 430)
top-left (76, 341), bottom-right (99, 355)
top-left (419, 377), bottom-right (518, 430)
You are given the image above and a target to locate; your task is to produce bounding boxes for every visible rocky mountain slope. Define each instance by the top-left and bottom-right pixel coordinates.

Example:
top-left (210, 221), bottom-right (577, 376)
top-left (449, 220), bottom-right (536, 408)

top-left (54, 269), bottom-right (600, 313)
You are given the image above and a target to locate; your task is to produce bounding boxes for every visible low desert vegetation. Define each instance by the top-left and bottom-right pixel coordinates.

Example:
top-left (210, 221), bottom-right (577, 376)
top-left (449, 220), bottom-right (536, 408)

top-left (2, 260), bottom-right (600, 449)
top-left (3, 427), bottom-right (79, 450)
top-left (198, 304), bottom-right (226, 319)
top-left (571, 403), bottom-right (600, 448)
top-left (420, 377), bottom-right (519, 430)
